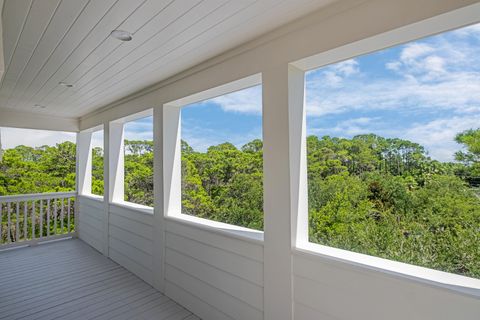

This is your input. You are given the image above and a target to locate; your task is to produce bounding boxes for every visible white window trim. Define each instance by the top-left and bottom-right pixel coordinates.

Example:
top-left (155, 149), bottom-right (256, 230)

top-left (165, 214), bottom-right (263, 244)
top-left (109, 109), bottom-right (154, 208)
top-left (289, 5), bottom-right (480, 295)
top-left (77, 125), bottom-right (103, 197)
top-left (162, 74), bottom-right (264, 239)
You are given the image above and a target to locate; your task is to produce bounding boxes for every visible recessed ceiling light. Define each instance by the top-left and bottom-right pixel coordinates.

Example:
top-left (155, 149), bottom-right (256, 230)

top-left (59, 81), bottom-right (73, 88)
top-left (33, 104), bottom-right (46, 109)
top-left (110, 30), bottom-right (132, 41)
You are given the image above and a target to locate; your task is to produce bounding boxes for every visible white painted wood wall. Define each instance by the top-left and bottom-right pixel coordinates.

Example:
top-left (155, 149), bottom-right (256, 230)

top-left (77, 195), bottom-right (264, 320)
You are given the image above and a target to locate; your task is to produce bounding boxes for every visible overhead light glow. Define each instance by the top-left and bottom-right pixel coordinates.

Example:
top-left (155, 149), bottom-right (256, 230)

top-left (59, 81), bottom-right (73, 88)
top-left (110, 30), bottom-right (132, 41)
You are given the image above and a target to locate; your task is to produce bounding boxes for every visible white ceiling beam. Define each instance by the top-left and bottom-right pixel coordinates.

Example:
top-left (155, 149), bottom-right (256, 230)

top-left (0, 108), bottom-right (79, 132)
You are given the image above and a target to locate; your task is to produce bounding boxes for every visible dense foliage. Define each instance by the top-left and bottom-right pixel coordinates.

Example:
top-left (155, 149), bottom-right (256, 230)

top-left (307, 134), bottom-right (480, 278)
top-left (182, 139), bottom-right (264, 230)
top-left (0, 142), bottom-right (77, 194)
top-left (0, 130), bottom-right (479, 278)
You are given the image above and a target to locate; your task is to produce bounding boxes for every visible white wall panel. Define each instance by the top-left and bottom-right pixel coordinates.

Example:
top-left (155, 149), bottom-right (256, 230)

top-left (165, 218), bottom-right (264, 320)
top-left (293, 252), bottom-right (480, 320)
top-left (77, 196), bottom-right (103, 253)
top-left (107, 203), bottom-right (154, 286)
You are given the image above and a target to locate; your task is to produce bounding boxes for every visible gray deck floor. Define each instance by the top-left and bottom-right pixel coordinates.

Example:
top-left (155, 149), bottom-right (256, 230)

top-left (0, 239), bottom-right (199, 320)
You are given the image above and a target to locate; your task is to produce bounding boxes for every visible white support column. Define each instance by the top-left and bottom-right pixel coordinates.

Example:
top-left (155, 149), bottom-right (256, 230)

top-left (109, 122), bottom-right (125, 203)
top-left (152, 104), bottom-right (181, 293)
top-left (163, 106), bottom-right (182, 218)
top-left (102, 123), bottom-right (110, 256)
top-left (288, 66), bottom-right (308, 247)
top-left (102, 121), bottom-right (124, 256)
top-left (76, 131), bottom-right (93, 195)
top-left (153, 107), bottom-right (164, 292)
top-left (263, 64), bottom-right (305, 320)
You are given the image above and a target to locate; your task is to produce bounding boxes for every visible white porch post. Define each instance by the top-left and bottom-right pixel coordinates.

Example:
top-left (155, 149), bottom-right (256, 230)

top-left (152, 104), bottom-right (181, 292)
top-left (263, 64), bottom-right (305, 320)
top-left (288, 65), bottom-right (308, 247)
top-left (76, 131), bottom-right (93, 195)
top-left (162, 106), bottom-right (182, 218)
top-left (104, 121), bottom-right (124, 256)
top-left (108, 122), bottom-right (125, 203)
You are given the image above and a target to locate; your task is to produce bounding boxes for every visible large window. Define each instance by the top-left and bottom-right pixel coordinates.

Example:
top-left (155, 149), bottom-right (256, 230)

top-left (123, 116), bottom-right (153, 207)
top-left (91, 129), bottom-right (104, 196)
top-left (180, 85), bottom-right (263, 230)
top-left (305, 24), bottom-right (480, 278)
top-left (0, 127), bottom-right (76, 195)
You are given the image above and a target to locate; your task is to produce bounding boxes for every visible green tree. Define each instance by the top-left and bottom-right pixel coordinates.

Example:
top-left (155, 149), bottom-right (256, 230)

top-left (455, 128), bottom-right (480, 185)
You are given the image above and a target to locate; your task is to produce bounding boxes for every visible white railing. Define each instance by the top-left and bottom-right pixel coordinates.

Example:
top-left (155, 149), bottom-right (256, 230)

top-left (0, 191), bottom-right (77, 249)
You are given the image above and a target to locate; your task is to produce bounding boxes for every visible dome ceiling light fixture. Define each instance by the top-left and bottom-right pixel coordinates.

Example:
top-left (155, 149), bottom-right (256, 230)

top-left (110, 30), bottom-right (132, 41)
top-left (59, 81), bottom-right (74, 88)
top-left (33, 104), bottom-right (46, 109)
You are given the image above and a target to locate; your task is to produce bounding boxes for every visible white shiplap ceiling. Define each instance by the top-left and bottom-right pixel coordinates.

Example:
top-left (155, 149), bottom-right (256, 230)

top-left (0, 0), bottom-right (335, 118)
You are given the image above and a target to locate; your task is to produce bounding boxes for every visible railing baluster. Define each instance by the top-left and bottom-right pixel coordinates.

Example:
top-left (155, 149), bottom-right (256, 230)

top-left (47, 199), bottom-right (50, 237)
top-left (7, 202), bottom-right (11, 243)
top-left (32, 201), bottom-right (35, 241)
top-left (0, 192), bottom-right (76, 248)
top-left (15, 202), bottom-right (20, 242)
top-left (40, 200), bottom-right (43, 238)
top-left (67, 198), bottom-right (71, 233)
top-left (54, 199), bottom-right (57, 235)
top-left (60, 198), bottom-right (64, 233)
top-left (24, 201), bottom-right (27, 240)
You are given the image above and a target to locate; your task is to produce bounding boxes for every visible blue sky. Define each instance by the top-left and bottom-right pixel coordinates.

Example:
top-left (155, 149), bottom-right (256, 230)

top-left (181, 22), bottom-right (480, 161)
top-left (1, 23), bottom-right (479, 162)
top-left (305, 23), bottom-right (480, 161)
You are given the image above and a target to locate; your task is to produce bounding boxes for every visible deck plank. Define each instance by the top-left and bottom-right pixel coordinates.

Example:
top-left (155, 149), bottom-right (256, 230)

top-left (0, 239), bottom-right (197, 320)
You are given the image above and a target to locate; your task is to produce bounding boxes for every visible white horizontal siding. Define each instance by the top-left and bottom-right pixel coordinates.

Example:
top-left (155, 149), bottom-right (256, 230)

top-left (165, 219), bottom-right (264, 320)
top-left (109, 213), bottom-right (153, 240)
top-left (109, 202), bottom-right (153, 225)
top-left (108, 203), bottom-right (154, 286)
top-left (165, 248), bottom-right (263, 310)
top-left (77, 196), bottom-right (104, 253)
top-left (293, 252), bottom-right (480, 320)
top-left (109, 225), bottom-right (153, 255)
top-left (165, 280), bottom-right (234, 320)
top-left (165, 265), bottom-right (262, 320)
top-left (166, 219), bottom-right (263, 262)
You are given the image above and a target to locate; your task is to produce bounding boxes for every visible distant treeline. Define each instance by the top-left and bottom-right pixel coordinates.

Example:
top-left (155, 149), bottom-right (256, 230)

top-left (0, 130), bottom-right (479, 278)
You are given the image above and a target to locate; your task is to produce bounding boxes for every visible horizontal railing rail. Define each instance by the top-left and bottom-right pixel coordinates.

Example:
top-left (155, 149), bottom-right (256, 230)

top-left (0, 192), bottom-right (77, 249)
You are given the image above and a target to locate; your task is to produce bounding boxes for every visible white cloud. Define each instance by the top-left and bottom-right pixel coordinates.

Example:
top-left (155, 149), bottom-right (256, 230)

top-left (210, 85), bottom-right (262, 115)
top-left (399, 43), bottom-right (434, 62)
top-left (386, 61), bottom-right (401, 71)
top-left (309, 58), bottom-right (360, 88)
top-left (403, 116), bottom-right (480, 161)
top-left (0, 127), bottom-right (76, 149)
top-left (334, 59), bottom-right (359, 76)
top-left (452, 23), bottom-right (480, 37)
top-left (306, 26), bottom-right (480, 117)
top-left (91, 130), bottom-right (103, 149)
top-left (309, 117), bottom-right (382, 137)
top-left (182, 124), bottom-right (261, 152)
top-left (423, 55), bottom-right (446, 74)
